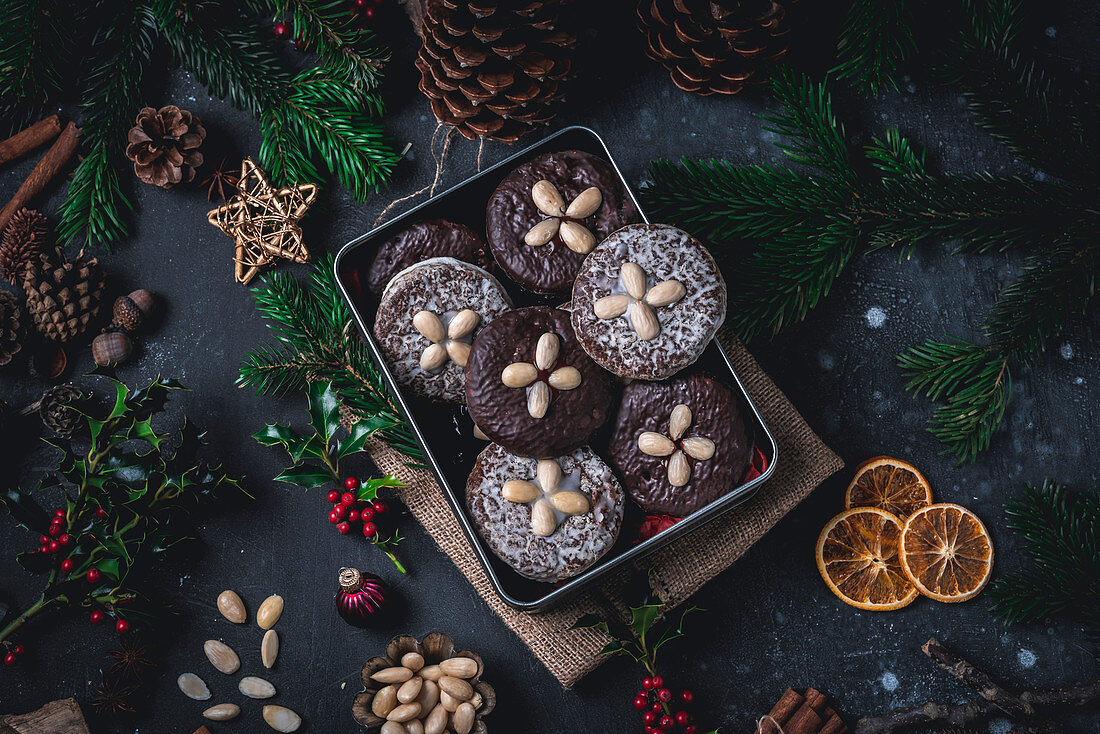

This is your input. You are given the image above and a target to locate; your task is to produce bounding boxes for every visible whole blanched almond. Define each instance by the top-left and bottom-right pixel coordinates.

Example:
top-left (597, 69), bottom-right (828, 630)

top-left (501, 362), bottom-right (537, 388)
top-left (262, 705), bottom-right (301, 733)
top-left (559, 221), bottom-right (596, 254)
top-left (453, 702), bottom-right (476, 734)
top-left (524, 217), bottom-right (559, 247)
top-left (413, 310), bottom-right (445, 342)
top-left (470, 691), bottom-right (483, 709)
top-left (669, 404), bottom-right (692, 440)
top-left (620, 262), bottom-right (647, 300)
top-left (424, 704), bottom-right (448, 734)
top-left (531, 179), bottom-right (565, 216)
top-left (630, 300), bottom-right (660, 340)
top-left (372, 685), bottom-right (398, 717)
top-left (380, 722), bottom-right (407, 734)
top-left (217, 590), bottom-right (246, 624)
top-left (372, 666), bottom-right (414, 684)
top-left (682, 436), bottom-right (716, 461)
top-left (502, 479), bottom-right (539, 503)
top-left (240, 675), bottom-right (276, 699)
top-left (594, 294), bottom-right (631, 319)
top-left (536, 459), bottom-right (561, 493)
top-left (262, 629), bottom-right (279, 669)
top-left (438, 656), bottom-right (479, 679)
top-left (645, 279), bottom-right (686, 308)
top-left (405, 720), bottom-right (424, 734)
top-left (668, 450), bottom-right (691, 487)
top-left (531, 499), bottom-right (556, 537)
top-left (256, 595), bottom-right (283, 629)
top-left (203, 703), bottom-right (241, 721)
top-left (527, 381), bottom-right (550, 419)
top-left (548, 366), bottom-right (581, 390)
top-left (386, 702), bottom-right (421, 722)
top-left (638, 431), bottom-right (675, 456)
top-left (439, 690), bottom-right (460, 713)
top-left (419, 664), bottom-right (442, 681)
top-left (397, 675), bottom-right (423, 704)
top-left (446, 340), bottom-right (471, 367)
top-left (414, 678), bottom-right (439, 714)
top-left (565, 186), bottom-right (602, 219)
top-left (420, 343), bottom-right (448, 372)
top-left (534, 332), bottom-right (559, 370)
top-left (178, 672), bottom-right (211, 700)
top-left (204, 639), bottom-right (241, 674)
top-left (550, 490), bottom-right (590, 515)
top-left (447, 309), bottom-right (480, 340)
top-left (401, 652), bottom-right (424, 671)
top-left (438, 675), bottom-right (473, 701)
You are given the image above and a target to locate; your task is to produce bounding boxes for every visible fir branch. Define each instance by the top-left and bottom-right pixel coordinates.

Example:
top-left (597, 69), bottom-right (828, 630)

top-left (989, 480), bottom-right (1100, 648)
top-left (56, 144), bottom-right (132, 249)
top-left (831, 0), bottom-right (917, 96)
top-left (276, 0), bottom-right (388, 89)
top-left (761, 66), bottom-right (854, 185)
top-left (0, 0), bottom-right (76, 133)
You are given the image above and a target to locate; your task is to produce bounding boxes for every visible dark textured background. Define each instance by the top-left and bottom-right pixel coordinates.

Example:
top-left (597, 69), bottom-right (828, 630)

top-left (2, 2), bottom-right (1098, 732)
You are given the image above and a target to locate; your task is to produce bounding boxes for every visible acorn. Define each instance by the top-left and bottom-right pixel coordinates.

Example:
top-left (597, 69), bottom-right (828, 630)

top-left (92, 331), bottom-right (132, 367)
top-left (111, 289), bottom-right (156, 332)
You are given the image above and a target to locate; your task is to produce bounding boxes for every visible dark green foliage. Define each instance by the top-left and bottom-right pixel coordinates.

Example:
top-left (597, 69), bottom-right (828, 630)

top-left (643, 0), bottom-right (1099, 461)
top-left (239, 255), bottom-right (422, 461)
top-left (255, 381), bottom-right (406, 572)
top-left (276, 0), bottom-right (388, 90)
top-left (831, 0), bottom-right (916, 95)
top-left (0, 377), bottom-right (246, 644)
top-left (989, 480), bottom-right (1100, 649)
top-left (0, 0), bottom-right (77, 133)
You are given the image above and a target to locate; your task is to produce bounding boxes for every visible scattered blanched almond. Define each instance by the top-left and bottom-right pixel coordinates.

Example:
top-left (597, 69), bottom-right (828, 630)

top-left (204, 639), bottom-right (240, 674)
top-left (398, 675), bottom-right (423, 704)
top-left (240, 675), bottom-right (277, 699)
top-left (438, 656), bottom-right (478, 679)
top-left (401, 651), bottom-right (425, 672)
top-left (524, 217), bottom-right (560, 247)
top-left (439, 689), bottom-right (461, 713)
top-left (547, 365), bottom-right (581, 390)
top-left (414, 679), bottom-right (439, 714)
top-left (381, 722), bottom-right (407, 734)
top-left (446, 310), bottom-right (479, 340)
top-left (373, 685), bottom-right (398, 717)
top-left (217, 590), bottom-right (246, 623)
top-left (256, 594), bottom-right (283, 629)
top-left (262, 705), bottom-right (302, 732)
top-left (177, 672), bottom-right (211, 700)
top-left (438, 675), bottom-right (473, 701)
top-left (424, 704), bottom-right (448, 734)
top-left (373, 665), bottom-right (415, 684)
top-left (453, 702), bottom-right (476, 734)
top-left (419, 664), bottom-right (442, 681)
top-left (262, 628), bottom-right (279, 668)
top-left (405, 719), bottom-right (424, 734)
top-left (203, 703), bottom-right (241, 721)
top-left (387, 702), bottom-right (422, 722)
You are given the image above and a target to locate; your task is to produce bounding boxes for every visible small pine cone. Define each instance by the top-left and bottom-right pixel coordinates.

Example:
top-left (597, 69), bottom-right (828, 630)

top-left (636, 0), bottom-right (797, 96)
top-left (22, 247), bottom-right (106, 343)
top-left (125, 105), bottom-right (207, 188)
top-left (0, 208), bottom-right (50, 285)
top-left (37, 384), bottom-right (83, 436)
top-left (0, 290), bottom-right (24, 367)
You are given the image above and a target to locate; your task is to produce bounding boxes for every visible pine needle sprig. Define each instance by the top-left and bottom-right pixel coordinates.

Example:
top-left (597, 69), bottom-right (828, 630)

top-left (989, 480), bottom-right (1100, 648)
top-left (0, 0), bottom-right (77, 133)
top-left (831, 0), bottom-right (917, 96)
top-left (276, 0), bottom-right (388, 90)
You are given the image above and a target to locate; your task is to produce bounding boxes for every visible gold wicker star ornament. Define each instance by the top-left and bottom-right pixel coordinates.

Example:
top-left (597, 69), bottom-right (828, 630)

top-left (206, 158), bottom-right (318, 284)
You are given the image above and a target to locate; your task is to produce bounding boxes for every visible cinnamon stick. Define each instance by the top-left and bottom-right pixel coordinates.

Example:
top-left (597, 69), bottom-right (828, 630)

top-left (785, 688), bottom-right (829, 734)
top-left (820, 711), bottom-right (847, 734)
top-left (759, 687), bottom-right (804, 734)
top-left (0, 121), bottom-right (80, 232)
top-left (0, 115), bottom-right (62, 167)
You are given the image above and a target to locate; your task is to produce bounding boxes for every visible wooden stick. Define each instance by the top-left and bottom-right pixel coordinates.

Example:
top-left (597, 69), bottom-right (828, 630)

top-left (923, 637), bottom-right (1034, 718)
top-left (759, 687), bottom-right (805, 734)
top-left (819, 712), bottom-right (847, 734)
top-left (785, 688), bottom-right (829, 734)
top-left (0, 121), bottom-right (80, 232)
top-left (0, 115), bottom-right (62, 167)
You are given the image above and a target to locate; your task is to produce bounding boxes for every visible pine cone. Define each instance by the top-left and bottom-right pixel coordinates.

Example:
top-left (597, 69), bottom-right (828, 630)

top-left (36, 384), bottom-right (82, 437)
top-left (0, 208), bottom-right (49, 285)
top-left (416, 0), bottom-right (578, 142)
top-left (636, 0), bottom-right (796, 96)
top-left (22, 247), bottom-right (106, 343)
top-left (0, 290), bottom-right (24, 367)
top-left (125, 105), bottom-right (207, 188)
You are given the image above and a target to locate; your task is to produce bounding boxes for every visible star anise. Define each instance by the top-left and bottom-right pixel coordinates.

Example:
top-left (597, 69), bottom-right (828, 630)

top-left (90, 677), bottom-right (138, 717)
top-left (199, 157), bottom-right (241, 202)
top-left (108, 635), bottom-right (155, 680)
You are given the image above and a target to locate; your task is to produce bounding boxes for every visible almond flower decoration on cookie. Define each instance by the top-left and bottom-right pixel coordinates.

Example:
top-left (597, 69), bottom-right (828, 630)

top-left (502, 458), bottom-right (591, 537)
top-left (501, 332), bottom-right (582, 419)
top-left (638, 404), bottom-right (716, 487)
top-left (523, 180), bottom-right (602, 254)
top-left (413, 309), bottom-right (479, 371)
top-left (594, 262), bottom-right (685, 340)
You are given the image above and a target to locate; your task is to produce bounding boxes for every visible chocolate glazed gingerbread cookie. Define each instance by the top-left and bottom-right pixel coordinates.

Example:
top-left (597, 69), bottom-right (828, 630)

top-left (465, 306), bottom-right (613, 458)
top-left (609, 373), bottom-right (753, 516)
top-left (485, 150), bottom-right (639, 294)
top-left (366, 219), bottom-right (492, 298)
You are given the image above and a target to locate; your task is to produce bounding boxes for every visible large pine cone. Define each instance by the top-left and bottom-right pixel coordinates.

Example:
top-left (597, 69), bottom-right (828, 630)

top-left (637, 0), bottom-right (796, 96)
top-left (0, 208), bottom-right (49, 285)
top-left (22, 247), bottom-right (105, 343)
top-left (125, 105), bottom-right (207, 188)
top-left (416, 0), bottom-right (577, 142)
top-left (0, 291), bottom-right (24, 367)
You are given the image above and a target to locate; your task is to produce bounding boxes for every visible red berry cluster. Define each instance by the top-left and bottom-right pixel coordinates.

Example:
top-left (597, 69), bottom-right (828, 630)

top-left (35, 508), bottom-right (73, 556)
top-left (327, 477), bottom-right (389, 539)
top-left (348, 0), bottom-right (385, 27)
top-left (3, 644), bottom-right (25, 666)
top-left (633, 676), bottom-right (696, 734)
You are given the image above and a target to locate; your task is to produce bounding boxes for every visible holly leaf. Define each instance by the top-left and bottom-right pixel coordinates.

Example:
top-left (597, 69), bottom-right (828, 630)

top-left (598, 639), bottom-right (625, 656)
top-left (355, 474), bottom-right (404, 502)
top-left (651, 605), bottom-right (703, 657)
top-left (629, 594), bottom-right (666, 639)
top-left (1, 487), bottom-right (50, 535)
top-left (274, 464), bottom-right (333, 488)
top-left (336, 420), bottom-right (374, 460)
top-left (253, 423), bottom-right (323, 463)
top-left (307, 381), bottom-right (341, 444)
top-left (570, 613), bottom-right (609, 631)
top-left (17, 550), bottom-right (53, 574)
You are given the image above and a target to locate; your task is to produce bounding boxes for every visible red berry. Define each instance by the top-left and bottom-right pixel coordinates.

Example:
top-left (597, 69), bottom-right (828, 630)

top-left (54, 508), bottom-right (66, 518)
top-left (675, 711), bottom-right (691, 725)
top-left (362, 522), bottom-right (377, 538)
top-left (326, 489), bottom-right (340, 503)
top-left (337, 521), bottom-right (351, 535)
top-left (371, 499), bottom-right (387, 514)
top-left (12, 645), bottom-right (24, 656)
top-left (38, 544), bottom-right (49, 553)
top-left (293, 37), bottom-right (306, 50)
top-left (90, 610), bottom-right (104, 625)
top-left (59, 534), bottom-right (72, 546)
top-left (341, 492), bottom-right (356, 506)
top-left (60, 558), bottom-right (73, 572)
top-left (48, 540), bottom-right (60, 553)
top-left (657, 688), bottom-right (672, 702)
top-left (651, 675), bottom-right (664, 688)
top-left (643, 711), bottom-right (657, 725)
top-left (95, 508), bottom-right (107, 519)
top-left (637, 690), bottom-right (648, 700)
top-left (633, 697), bottom-right (647, 711)
top-left (86, 568), bottom-right (100, 583)
top-left (354, 0), bottom-right (367, 7)
top-left (362, 6), bottom-right (376, 20)
top-left (684, 726), bottom-right (697, 734)
top-left (329, 510), bottom-right (340, 524)
top-left (48, 524), bottom-right (61, 536)
top-left (646, 727), bottom-right (659, 734)
top-left (332, 503), bottom-right (347, 520)
top-left (116, 619), bottom-right (130, 634)
top-left (642, 676), bottom-right (655, 690)
top-left (680, 689), bottom-right (693, 704)
top-left (345, 476), bottom-right (360, 490)
top-left (361, 507), bottom-right (375, 522)
top-left (273, 20), bottom-right (289, 38)
top-left (652, 702), bottom-right (663, 712)
top-left (347, 509), bottom-right (360, 524)
top-left (659, 715), bottom-right (674, 730)
top-left (39, 535), bottom-right (49, 545)
top-left (3, 653), bottom-right (15, 666)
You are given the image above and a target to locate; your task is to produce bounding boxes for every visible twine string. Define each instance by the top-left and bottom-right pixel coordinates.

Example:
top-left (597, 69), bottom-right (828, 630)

top-left (754, 715), bottom-right (786, 734)
top-left (373, 122), bottom-right (457, 228)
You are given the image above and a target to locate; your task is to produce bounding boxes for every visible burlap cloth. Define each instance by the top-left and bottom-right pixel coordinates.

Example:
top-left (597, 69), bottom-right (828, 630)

top-left (363, 331), bottom-right (842, 687)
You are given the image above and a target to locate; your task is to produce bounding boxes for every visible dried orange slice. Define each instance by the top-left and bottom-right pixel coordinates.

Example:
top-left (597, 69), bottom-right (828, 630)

top-left (845, 456), bottom-right (932, 518)
top-left (898, 503), bottom-right (994, 603)
top-left (816, 507), bottom-right (918, 611)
